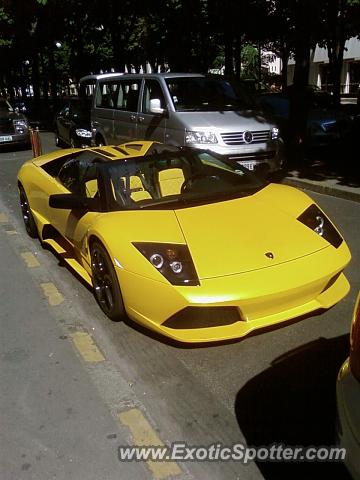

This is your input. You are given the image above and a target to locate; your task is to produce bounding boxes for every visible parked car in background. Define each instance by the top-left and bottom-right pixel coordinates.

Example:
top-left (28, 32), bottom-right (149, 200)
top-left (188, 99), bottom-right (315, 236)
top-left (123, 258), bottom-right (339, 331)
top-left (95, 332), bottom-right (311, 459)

top-left (337, 291), bottom-right (360, 480)
top-left (80, 73), bottom-right (284, 174)
top-left (258, 87), bottom-right (354, 149)
top-left (0, 97), bottom-right (30, 149)
top-left (54, 98), bottom-right (92, 148)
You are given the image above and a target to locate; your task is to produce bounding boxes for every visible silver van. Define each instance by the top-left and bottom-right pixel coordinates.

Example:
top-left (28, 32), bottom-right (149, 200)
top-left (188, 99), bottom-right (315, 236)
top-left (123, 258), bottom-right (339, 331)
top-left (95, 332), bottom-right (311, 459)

top-left (81, 73), bottom-right (284, 172)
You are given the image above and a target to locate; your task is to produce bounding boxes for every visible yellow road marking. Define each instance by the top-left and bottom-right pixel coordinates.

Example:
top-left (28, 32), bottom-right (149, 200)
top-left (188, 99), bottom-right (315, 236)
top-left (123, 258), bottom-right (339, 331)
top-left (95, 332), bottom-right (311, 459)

top-left (119, 408), bottom-right (182, 479)
top-left (70, 332), bottom-right (105, 363)
top-left (40, 282), bottom-right (64, 306)
top-left (0, 213), bottom-right (8, 223)
top-left (21, 251), bottom-right (40, 268)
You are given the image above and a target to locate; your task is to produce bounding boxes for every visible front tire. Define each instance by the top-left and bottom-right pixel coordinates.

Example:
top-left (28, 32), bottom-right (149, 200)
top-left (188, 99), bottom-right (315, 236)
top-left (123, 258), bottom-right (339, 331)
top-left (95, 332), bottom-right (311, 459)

top-left (90, 241), bottom-right (125, 321)
top-left (19, 186), bottom-right (38, 238)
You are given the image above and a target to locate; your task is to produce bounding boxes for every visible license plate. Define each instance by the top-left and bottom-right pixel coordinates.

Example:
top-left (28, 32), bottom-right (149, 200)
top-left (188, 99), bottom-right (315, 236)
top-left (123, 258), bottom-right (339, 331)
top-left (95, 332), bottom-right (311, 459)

top-left (238, 160), bottom-right (256, 171)
top-left (0, 135), bottom-right (12, 143)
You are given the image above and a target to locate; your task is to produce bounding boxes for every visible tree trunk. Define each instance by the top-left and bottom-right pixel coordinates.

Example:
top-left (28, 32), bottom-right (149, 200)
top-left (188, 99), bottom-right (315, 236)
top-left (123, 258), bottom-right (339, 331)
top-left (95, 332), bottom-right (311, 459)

top-left (31, 53), bottom-right (41, 102)
top-left (234, 35), bottom-right (242, 79)
top-left (327, 38), bottom-right (345, 105)
top-left (288, 1), bottom-right (312, 165)
top-left (224, 31), bottom-right (233, 76)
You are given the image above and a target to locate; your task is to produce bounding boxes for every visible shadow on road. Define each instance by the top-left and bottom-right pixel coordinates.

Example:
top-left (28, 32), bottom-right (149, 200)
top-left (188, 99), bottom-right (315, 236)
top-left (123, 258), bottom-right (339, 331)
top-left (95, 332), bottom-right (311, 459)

top-left (271, 130), bottom-right (360, 190)
top-left (235, 335), bottom-right (352, 479)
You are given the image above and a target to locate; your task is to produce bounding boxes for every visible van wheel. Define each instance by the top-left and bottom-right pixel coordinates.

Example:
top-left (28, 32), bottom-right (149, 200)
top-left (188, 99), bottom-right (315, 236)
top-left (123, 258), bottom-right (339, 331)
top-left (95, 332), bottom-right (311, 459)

top-left (55, 132), bottom-right (65, 148)
top-left (96, 136), bottom-right (105, 147)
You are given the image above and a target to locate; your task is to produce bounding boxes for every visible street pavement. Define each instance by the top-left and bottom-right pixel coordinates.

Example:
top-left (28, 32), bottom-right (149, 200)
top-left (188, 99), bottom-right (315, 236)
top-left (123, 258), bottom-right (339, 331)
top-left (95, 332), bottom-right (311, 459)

top-left (0, 212), bottom-right (151, 480)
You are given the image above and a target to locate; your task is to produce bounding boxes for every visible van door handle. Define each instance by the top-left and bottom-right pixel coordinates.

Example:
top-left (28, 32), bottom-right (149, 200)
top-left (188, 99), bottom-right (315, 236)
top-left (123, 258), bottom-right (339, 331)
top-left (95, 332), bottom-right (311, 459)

top-left (130, 114), bottom-right (137, 122)
top-left (138, 116), bottom-right (144, 123)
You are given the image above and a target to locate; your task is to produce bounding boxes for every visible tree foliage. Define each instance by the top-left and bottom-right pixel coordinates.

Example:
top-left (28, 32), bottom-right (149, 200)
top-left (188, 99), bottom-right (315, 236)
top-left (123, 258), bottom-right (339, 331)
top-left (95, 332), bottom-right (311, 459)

top-left (0, 0), bottom-right (359, 99)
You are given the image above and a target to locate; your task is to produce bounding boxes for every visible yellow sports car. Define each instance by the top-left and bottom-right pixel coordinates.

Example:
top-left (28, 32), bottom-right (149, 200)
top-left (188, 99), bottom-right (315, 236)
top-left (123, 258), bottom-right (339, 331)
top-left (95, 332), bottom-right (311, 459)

top-left (17, 141), bottom-right (351, 342)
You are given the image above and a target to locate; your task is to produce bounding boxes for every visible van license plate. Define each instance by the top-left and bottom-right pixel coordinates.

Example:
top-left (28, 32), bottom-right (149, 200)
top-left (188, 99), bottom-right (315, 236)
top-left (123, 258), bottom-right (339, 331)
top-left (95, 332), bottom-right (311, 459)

top-left (0, 135), bottom-right (12, 142)
top-left (238, 161), bottom-right (256, 171)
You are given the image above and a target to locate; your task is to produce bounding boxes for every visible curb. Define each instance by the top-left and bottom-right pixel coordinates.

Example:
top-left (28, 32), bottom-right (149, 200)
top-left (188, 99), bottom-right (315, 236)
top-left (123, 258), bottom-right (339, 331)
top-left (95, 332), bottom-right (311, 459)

top-left (282, 177), bottom-right (360, 204)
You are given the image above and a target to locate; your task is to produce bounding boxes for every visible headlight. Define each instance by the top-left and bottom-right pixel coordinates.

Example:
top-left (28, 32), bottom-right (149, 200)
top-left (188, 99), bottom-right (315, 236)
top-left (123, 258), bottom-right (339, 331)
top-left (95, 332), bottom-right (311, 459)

top-left (133, 242), bottom-right (199, 286)
top-left (185, 130), bottom-right (218, 144)
top-left (75, 129), bottom-right (92, 138)
top-left (297, 204), bottom-right (343, 248)
top-left (271, 127), bottom-right (279, 140)
top-left (13, 119), bottom-right (29, 133)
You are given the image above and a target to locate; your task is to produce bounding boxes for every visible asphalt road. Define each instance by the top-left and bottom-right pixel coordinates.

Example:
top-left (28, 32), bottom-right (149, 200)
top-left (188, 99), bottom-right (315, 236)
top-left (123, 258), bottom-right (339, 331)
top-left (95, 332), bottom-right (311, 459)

top-left (1, 133), bottom-right (359, 480)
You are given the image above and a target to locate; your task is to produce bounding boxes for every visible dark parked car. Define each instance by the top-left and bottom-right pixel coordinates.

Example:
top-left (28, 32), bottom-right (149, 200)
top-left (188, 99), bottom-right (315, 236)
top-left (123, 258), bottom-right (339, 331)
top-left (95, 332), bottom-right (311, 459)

top-left (54, 98), bottom-right (92, 148)
top-left (258, 88), bottom-right (353, 149)
top-left (0, 97), bottom-right (31, 149)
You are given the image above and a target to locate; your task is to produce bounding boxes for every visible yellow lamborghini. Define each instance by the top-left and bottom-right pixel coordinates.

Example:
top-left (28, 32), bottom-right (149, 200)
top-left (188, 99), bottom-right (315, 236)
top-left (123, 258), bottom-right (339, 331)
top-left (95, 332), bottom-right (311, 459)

top-left (17, 141), bottom-right (351, 342)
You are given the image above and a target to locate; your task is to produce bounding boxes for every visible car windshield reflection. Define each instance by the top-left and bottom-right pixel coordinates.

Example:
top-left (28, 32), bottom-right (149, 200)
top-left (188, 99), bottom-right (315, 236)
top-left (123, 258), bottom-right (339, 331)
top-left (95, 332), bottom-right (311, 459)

top-left (106, 150), bottom-right (265, 210)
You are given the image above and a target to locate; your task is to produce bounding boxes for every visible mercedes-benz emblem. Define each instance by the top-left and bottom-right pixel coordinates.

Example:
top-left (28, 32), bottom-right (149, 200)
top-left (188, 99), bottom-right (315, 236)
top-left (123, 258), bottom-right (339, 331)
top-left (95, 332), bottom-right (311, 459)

top-left (243, 131), bottom-right (253, 144)
top-left (265, 252), bottom-right (274, 259)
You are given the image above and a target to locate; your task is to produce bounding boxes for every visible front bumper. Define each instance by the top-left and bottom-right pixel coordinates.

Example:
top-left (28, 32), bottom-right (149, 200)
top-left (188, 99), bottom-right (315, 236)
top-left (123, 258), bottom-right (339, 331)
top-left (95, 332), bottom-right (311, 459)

top-left (191, 140), bottom-right (285, 173)
top-left (117, 242), bottom-right (350, 343)
top-left (336, 359), bottom-right (360, 479)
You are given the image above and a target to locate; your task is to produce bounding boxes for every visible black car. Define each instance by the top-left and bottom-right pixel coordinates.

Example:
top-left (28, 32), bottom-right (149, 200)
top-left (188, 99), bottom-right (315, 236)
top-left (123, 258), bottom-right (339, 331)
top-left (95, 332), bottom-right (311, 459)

top-left (54, 98), bottom-right (92, 148)
top-left (0, 97), bottom-right (31, 149)
top-left (258, 87), bottom-right (354, 150)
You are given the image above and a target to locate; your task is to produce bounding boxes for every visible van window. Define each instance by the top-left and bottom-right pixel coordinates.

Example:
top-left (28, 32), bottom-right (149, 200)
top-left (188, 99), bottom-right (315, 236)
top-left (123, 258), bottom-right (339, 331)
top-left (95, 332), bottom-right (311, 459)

top-left (95, 81), bottom-right (118, 108)
top-left (114, 80), bottom-right (142, 112)
top-left (142, 79), bottom-right (166, 113)
top-left (165, 77), bottom-right (252, 112)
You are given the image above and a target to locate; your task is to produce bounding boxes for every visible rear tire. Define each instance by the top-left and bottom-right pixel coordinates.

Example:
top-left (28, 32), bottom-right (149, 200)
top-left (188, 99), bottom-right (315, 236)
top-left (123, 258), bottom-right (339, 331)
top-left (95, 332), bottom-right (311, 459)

top-left (19, 186), bottom-right (38, 238)
top-left (90, 241), bottom-right (125, 321)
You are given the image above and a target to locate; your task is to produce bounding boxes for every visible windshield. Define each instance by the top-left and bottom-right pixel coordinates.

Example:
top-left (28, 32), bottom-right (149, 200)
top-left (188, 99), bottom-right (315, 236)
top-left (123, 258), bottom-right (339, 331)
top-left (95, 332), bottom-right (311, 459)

top-left (165, 77), bottom-right (254, 112)
top-left (106, 150), bottom-right (265, 210)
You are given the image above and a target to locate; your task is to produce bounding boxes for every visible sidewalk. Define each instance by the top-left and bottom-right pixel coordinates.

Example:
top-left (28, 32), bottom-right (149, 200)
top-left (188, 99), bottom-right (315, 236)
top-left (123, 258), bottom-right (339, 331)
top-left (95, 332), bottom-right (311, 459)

top-left (0, 221), bottom-right (149, 480)
top-left (278, 158), bottom-right (360, 203)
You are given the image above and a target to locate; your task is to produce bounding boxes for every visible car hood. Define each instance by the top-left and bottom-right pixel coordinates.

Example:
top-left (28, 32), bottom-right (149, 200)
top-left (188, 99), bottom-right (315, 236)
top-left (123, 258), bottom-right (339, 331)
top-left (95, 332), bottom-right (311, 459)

top-left (96, 185), bottom-right (331, 281)
top-left (174, 188), bottom-right (328, 279)
top-left (176, 110), bottom-right (275, 131)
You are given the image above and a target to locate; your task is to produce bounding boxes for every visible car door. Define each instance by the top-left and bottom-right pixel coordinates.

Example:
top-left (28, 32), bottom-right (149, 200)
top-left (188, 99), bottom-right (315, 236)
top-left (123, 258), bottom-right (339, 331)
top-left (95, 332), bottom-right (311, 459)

top-left (48, 156), bottom-right (101, 257)
top-left (137, 79), bottom-right (167, 143)
top-left (113, 78), bottom-right (142, 144)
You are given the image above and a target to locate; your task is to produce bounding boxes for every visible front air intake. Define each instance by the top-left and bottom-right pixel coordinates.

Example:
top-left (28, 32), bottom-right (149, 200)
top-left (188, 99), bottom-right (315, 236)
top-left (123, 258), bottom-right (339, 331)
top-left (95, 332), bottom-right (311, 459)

top-left (162, 306), bottom-right (242, 329)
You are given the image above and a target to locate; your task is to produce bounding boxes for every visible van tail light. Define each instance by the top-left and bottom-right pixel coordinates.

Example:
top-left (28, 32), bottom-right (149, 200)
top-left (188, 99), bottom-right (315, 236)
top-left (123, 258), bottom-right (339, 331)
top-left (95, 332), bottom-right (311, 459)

top-left (349, 292), bottom-right (360, 381)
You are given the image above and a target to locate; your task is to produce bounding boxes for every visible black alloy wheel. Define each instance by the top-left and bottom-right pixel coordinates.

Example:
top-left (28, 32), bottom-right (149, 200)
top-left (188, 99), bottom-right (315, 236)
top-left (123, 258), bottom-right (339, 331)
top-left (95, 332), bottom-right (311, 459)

top-left (90, 241), bottom-right (125, 321)
top-left (19, 186), bottom-right (38, 238)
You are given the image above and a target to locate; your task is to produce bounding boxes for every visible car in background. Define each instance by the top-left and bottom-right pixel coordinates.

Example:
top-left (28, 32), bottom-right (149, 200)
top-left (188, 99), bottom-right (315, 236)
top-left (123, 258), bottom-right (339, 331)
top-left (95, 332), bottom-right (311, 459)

top-left (80, 73), bottom-right (284, 174)
top-left (258, 87), bottom-right (353, 149)
top-left (337, 291), bottom-right (360, 479)
top-left (54, 98), bottom-right (92, 148)
top-left (0, 97), bottom-right (31, 149)
top-left (17, 140), bottom-right (350, 343)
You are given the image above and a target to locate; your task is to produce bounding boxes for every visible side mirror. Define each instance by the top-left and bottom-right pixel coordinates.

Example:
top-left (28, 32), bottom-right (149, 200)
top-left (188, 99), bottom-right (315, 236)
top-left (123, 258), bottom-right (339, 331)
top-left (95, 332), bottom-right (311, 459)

top-left (149, 98), bottom-right (165, 115)
top-left (49, 193), bottom-right (99, 211)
